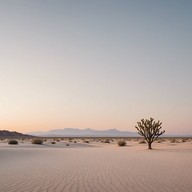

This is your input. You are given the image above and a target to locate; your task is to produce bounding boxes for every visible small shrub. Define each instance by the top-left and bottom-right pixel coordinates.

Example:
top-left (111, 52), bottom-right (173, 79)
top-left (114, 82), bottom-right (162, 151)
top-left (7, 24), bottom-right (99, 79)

top-left (8, 140), bottom-right (18, 145)
top-left (51, 141), bottom-right (56, 144)
top-left (139, 140), bottom-right (146, 144)
top-left (84, 140), bottom-right (89, 143)
top-left (32, 138), bottom-right (43, 145)
top-left (170, 139), bottom-right (176, 143)
top-left (118, 140), bottom-right (126, 146)
top-left (103, 139), bottom-right (110, 143)
top-left (66, 143), bottom-right (70, 146)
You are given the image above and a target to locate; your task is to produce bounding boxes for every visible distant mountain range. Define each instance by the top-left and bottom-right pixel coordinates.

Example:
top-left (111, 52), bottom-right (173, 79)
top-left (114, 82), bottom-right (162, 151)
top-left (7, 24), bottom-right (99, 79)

top-left (1, 129), bottom-right (191, 138)
top-left (0, 130), bottom-right (34, 138)
top-left (29, 128), bottom-right (139, 137)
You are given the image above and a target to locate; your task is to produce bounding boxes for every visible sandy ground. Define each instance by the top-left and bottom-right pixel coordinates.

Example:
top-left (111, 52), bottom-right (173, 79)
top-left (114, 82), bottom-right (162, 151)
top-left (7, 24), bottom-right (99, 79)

top-left (0, 139), bottom-right (192, 192)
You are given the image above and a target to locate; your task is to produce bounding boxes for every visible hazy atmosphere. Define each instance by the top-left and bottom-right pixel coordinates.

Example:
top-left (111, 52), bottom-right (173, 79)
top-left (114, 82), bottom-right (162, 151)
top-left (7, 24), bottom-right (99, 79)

top-left (0, 0), bottom-right (192, 134)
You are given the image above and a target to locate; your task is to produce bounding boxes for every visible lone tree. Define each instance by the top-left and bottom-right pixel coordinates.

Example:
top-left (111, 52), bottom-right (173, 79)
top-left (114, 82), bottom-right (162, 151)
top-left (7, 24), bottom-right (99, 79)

top-left (135, 118), bottom-right (165, 149)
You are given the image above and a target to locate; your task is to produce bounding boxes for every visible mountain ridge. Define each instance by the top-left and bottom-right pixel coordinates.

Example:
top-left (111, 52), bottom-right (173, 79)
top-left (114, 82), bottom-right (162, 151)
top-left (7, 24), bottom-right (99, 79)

top-left (29, 128), bottom-right (139, 137)
top-left (0, 130), bottom-right (34, 138)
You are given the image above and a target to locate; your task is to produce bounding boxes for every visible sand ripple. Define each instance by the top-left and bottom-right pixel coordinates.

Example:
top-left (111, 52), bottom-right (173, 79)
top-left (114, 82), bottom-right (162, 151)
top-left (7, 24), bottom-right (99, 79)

top-left (0, 146), bottom-right (192, 192)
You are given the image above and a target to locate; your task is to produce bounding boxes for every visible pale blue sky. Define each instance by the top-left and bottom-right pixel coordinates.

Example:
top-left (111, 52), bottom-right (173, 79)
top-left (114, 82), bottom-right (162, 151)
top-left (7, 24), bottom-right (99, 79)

top-left (0, 0), bottom-right (192, 134)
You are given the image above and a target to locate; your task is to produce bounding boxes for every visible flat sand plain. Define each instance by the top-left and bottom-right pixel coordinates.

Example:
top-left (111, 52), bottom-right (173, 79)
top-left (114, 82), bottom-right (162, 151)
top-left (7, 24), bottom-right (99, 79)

top-left (0, 139), bottom-right (192, 192)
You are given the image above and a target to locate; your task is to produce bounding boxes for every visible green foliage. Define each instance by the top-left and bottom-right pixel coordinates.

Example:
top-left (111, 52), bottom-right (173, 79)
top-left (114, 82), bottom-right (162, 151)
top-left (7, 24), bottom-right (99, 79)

top-left (8, 140), bottom-right (18, 145)
top-left (135, 118), bottom-right (165, 149)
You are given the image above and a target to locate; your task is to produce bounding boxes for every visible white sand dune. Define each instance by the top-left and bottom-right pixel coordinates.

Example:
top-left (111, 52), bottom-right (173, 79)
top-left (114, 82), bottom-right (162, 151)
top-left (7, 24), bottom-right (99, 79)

top-left (0, 141), bottom-right (192, 192)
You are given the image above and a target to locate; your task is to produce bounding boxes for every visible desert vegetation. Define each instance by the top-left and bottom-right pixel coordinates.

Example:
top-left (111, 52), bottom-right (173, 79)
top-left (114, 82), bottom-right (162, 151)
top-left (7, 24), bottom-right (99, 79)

top-left (8, 140), bottom-right (18, 145)
top-left (103, 139), bottom-right (110, 143)
top-left (3, 136), bottom-right (192, 148)
top-left (83, 140), bottom-right (89, 143)
top-left (117, 140), bottom-right (126, 146)
top-left (135, 118), bottom-right (165, 149)
top-left (32, 138), bottom-right (43, 145)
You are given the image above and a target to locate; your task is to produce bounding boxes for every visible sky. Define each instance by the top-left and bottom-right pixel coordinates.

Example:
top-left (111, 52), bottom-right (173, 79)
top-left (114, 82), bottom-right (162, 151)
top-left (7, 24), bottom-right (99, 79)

top-left (0, 0), bottom-right (192, 134)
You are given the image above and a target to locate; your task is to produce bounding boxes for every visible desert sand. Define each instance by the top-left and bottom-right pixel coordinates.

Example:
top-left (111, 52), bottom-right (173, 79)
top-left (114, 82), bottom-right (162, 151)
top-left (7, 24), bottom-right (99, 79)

top-left (0, 139), bottom-right (192, 192)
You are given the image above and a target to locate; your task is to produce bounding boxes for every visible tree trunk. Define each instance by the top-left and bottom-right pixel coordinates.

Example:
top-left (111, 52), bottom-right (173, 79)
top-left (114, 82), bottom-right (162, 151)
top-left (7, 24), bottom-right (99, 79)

top-left (148, 142), bottom-right (152, 149)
